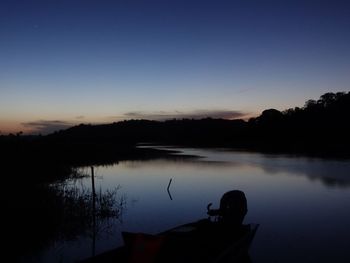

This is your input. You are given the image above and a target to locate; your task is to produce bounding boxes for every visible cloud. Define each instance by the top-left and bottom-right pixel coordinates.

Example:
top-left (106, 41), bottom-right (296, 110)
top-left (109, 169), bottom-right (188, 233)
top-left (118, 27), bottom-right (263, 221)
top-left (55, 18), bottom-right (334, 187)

top-left (21, 120), bottom-right (73, 134)
top-left (115, 110), bottom-right (248, 121)
top-left (21, 110), bottom-right (249, 134)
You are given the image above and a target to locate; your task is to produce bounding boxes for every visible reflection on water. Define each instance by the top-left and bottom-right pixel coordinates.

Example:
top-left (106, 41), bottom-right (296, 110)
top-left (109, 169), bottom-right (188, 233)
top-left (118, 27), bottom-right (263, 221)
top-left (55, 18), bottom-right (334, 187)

top-left (16, 177), bottom-right (126, 263)
top-left (24, 148), bottom-right (350, 262)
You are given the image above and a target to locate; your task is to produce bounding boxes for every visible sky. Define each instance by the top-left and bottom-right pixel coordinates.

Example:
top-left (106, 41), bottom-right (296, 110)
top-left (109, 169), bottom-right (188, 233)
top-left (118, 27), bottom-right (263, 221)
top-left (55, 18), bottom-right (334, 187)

top-left (1, 0), bottom-right (350, 134)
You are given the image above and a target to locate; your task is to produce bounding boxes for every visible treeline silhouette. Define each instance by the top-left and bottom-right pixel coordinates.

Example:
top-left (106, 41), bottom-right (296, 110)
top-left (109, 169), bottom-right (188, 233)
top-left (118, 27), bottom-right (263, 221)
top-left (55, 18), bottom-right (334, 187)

top-left (1, 91), bottom-right (350, 182)
top-left (247, 91), bottom-right (350, 155)
top-left (46, 91), bottom-right (350, 156)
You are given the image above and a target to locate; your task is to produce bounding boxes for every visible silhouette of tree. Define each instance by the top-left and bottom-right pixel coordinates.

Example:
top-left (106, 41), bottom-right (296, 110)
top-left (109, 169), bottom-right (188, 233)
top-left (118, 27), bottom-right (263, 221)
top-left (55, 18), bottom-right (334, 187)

top-left (1, 91), bottom-right (350, 173)
top-left (256, 109), bottom-right (284, 124)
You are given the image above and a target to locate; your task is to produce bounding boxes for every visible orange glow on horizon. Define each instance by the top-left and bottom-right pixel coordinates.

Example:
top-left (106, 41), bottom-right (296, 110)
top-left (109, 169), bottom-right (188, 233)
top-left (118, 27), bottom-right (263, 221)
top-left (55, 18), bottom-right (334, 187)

top-left (0, 110), bottom-right (260, 135)
top-left (0, 122), bottom-right (31, 135)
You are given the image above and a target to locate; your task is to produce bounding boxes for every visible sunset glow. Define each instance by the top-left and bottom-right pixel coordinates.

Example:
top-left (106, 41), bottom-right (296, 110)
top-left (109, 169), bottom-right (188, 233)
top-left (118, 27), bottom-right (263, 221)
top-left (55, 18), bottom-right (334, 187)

top-left (1, 0), bottom-right (350, 134)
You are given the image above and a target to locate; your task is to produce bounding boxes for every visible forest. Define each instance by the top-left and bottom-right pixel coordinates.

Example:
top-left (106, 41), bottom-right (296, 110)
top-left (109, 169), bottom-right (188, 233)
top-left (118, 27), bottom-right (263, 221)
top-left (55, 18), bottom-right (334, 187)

top-left (1, 91), bottom-right (350, 183)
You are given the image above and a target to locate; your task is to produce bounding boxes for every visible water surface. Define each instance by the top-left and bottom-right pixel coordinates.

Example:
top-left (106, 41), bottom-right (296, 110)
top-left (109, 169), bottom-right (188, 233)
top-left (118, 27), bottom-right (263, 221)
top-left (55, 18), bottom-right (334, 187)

top-left (35, 147), bottom-right (350, 262)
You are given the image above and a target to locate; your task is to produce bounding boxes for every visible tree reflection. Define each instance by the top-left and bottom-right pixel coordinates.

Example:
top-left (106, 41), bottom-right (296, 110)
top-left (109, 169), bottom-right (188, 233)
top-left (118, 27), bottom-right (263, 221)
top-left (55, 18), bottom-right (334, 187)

top-left (49, 182), bottom-right (126, 240)
top-left (4, 171), bottom-right (126, 262)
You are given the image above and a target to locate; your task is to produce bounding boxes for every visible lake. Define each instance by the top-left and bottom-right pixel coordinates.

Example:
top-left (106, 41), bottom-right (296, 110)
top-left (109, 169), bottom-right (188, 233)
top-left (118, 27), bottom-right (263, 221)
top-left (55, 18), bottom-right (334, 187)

top-left (28, 147), bottom-right (350, 263)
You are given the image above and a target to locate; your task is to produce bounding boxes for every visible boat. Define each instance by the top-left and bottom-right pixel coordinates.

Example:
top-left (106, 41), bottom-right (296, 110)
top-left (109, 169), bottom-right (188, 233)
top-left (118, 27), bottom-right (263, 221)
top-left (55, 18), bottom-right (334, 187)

top-left (80, 190), bottom-right (258, 263)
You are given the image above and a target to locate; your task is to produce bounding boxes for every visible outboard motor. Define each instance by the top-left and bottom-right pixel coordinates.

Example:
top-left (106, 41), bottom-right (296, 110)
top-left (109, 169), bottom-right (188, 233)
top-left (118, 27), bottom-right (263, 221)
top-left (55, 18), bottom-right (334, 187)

top-left (207, 190), bottom-right (248, 226)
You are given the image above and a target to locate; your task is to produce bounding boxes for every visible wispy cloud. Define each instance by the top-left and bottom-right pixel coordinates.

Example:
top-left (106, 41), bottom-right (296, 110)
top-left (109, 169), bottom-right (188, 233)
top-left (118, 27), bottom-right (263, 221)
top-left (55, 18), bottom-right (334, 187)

top-left (113, 110), bottom-right (248, 121)
top-left (21, 110), bottom-right (249, 134)
top-left (21, 120), bottom-right (73, 134)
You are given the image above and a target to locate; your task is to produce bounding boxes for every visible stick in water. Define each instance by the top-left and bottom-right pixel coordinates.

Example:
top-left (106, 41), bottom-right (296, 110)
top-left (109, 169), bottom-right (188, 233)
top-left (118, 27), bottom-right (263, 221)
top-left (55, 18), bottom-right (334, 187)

top-left (167, 178), bottom-right (173, 200)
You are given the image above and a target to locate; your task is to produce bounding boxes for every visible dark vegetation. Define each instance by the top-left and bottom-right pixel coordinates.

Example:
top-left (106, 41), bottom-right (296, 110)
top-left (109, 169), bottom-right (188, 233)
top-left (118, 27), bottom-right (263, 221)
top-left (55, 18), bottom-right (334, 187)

top-left (46, 91), bottom-right (350, 156)
top-left (4, 180), bottom-right (126, 262)
top-left (1, 91), bottom-right (350, 182)
top-left (0, 91), bottom-right (349, 260)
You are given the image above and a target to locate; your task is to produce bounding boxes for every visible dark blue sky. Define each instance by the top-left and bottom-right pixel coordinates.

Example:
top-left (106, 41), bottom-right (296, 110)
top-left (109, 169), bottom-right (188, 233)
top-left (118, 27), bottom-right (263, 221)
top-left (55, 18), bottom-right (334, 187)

top-left (1, 0), bottom-right (350, 133)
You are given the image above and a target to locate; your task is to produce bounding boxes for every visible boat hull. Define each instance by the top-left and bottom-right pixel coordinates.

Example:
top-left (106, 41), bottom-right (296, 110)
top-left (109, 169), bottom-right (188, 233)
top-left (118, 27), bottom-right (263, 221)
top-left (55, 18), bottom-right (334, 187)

top-left (80, 221), bottom-right (258, 263)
